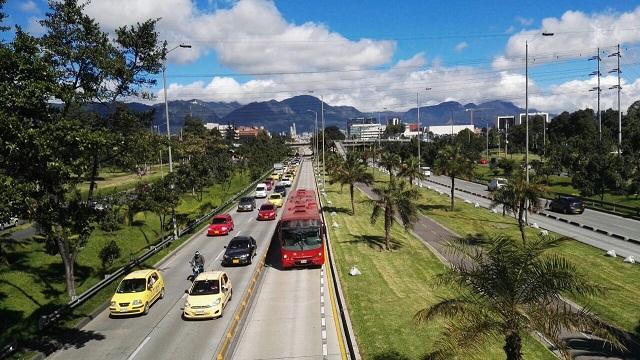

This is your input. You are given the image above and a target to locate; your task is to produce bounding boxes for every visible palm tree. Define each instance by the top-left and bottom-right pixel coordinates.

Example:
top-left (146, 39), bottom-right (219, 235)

top-left (414, 233), bottom-right (620, 360)
top-left (378, 152), bottom-right (401, 182)
top-left (435, 144), bottom-right (474, 211)
top-left (370, 180), bottom-right (419, 250)
top-left (492, 169), bottom-right (547, 241)
top-left (335, 153), bottom-right (373, 215)
top-left (397, 156), bottom-right (426, 186)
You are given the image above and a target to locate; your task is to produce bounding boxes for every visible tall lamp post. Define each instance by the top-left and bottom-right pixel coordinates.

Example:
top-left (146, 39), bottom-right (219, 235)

top-left (162, 43), bottom-right (191, 240)
top-left (417, 87), bottom-right (431, 171)
top-left (525, 33), bottom-right (553, 184)
top-left (307, 109), bottom-right (318, 172)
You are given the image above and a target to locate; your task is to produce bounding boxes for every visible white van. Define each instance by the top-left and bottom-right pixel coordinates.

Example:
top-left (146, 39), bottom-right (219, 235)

top-left (254, 184), bottom-right (268, 198)
top-left (487, 178), bottom-right (507, 191)
top-left (421, 166), bottom-right (432, 177)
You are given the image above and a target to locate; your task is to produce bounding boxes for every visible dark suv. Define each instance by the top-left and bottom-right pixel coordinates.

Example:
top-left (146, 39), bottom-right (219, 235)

top-left (274, 184), bottom-right (287, 197)
top-left (237, 196), bottom-right (256, 212)
top-left (549, 196), bottom-right (585, 214)
top-left (222, 236), bottom-right (257, 266)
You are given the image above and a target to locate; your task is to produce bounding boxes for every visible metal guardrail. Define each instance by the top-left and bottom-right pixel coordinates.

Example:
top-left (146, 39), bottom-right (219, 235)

top-left (0, 168), bottom-right (275, 359)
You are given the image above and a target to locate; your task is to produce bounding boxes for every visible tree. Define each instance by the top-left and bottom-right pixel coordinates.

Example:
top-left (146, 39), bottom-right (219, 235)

top-left (435, 144), bottom-right (475, 211)
top-left (378, 152), bottom-right (401, 182)
top-left (497, 158), bottom-right (517, 178)
top-left (414, 233), bottom-right (619, 360)
top-left (571, 148), bottom-right (623, 201)
top-left (492, 170), bottom-right (547, 241)
top-left (333, 153), bottom-right (373, 215)
top-left (370, 180), bottom-right (419, 251)
top-left (147, 175), bottom-right (180, 236)
top-left (397, 156), bottom-right (426, 186)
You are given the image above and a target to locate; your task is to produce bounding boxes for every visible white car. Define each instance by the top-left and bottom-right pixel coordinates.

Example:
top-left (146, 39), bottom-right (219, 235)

top-left (421, 166), bottom-right (432, 177)
top-left (280, 177), bottom-right (292, 187)
top-left (487, 178), bottom-right (508, 191)
top-left (254, 184), bottom-right (268, 198)
top-left (0, 217), bottom-right (18, 231)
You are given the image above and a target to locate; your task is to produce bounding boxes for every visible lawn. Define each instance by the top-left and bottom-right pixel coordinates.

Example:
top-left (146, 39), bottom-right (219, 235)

top-left (0, 171), bottom-right (252, 350)
top-left (78, 164), bottom-right (165, 198)
top-left (391, 170), bottom-right (640, 334)
top-left (323, 182), bottom-right (555, 359)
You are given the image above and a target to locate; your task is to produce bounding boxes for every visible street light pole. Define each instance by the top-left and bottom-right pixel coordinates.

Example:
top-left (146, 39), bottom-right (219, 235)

top-left (307, 109), bottom-right (318, 172)
top-left (417, 88), bottom-right (431, 172)
top-left (321, 95), bottom-right (325, 188)
top-left (162, 43), bottom-right (191, 240)
top-left (609, 44), bottom-right (622, 154)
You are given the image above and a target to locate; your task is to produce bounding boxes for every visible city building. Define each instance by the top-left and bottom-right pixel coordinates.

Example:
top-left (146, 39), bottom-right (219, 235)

top-left (427, 124), bottom-right (474, 136)
top-left (237, 126), bottom-right (267, 139)
top-left (204, 123), bottom-right (236, 139)
top-left (348, 123), bottom-right (386, 140)
top-left (495, 116), bottom-right (515, 130)
top-left (388, 117), bottom-right (401, 126)
top-left (518, 112), bottom-right (549, 125)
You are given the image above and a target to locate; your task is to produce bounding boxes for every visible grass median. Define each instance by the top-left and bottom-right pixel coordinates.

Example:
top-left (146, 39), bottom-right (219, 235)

top-left (0, 172), bottom-right (252, 352)
top-left (322, 181), bottom-right (555, 359)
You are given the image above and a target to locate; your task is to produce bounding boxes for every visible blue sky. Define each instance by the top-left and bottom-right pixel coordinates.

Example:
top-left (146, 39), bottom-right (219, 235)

top-left (3, 0), bottom-right (640, 113)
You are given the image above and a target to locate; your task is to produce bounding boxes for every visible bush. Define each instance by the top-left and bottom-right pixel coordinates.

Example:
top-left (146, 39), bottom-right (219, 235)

top-left (99, 240), bottom-right (121, 271)
top-left (99, 207), bottom-right (124, 232)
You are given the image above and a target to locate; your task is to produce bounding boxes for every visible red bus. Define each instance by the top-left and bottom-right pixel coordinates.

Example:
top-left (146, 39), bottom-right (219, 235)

top-left (278, 189), bottom-right (325, 268)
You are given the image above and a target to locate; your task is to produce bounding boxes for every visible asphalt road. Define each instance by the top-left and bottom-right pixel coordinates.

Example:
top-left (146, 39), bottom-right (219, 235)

top-left (423, 174), bottom-right (640, 259)
top-left (47, 176), bottom-right (290, 360)
top-left (429, 174), bottom-right (640, 242)
top-left (231, 160), bottom-right (342, 360)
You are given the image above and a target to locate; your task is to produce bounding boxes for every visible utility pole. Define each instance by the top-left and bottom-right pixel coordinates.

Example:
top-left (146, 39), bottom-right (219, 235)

top-left (486, 121), bottom-right (490, 161)
top-left (321, 95), bottom-right (325, 188)
top-left (589, 49), bottom-right (602, 141)
top-left (417, 92), bottom-right (421, 170)
top-left (609, 44), bottom-right (622, 154)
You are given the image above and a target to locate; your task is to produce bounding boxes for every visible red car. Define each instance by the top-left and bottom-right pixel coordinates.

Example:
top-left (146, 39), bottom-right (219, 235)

top-left (208, 214), bottom-right (234, 236)
top-left (478, 159), bottom-right (489, 164)
top-left (264, 179), bottom-right (273, 191)
top-left (257, 204), bottom-right (277, 221)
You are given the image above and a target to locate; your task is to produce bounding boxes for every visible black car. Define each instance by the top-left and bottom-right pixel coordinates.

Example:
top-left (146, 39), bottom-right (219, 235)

top-left (237, 196), bottom-right (256, 212)
top-left (274, 184), bottom-right (287, 197)
top-left (549, 196), bottom-right (585, 214)
top-left (222, 236), bottom-right (257, 266)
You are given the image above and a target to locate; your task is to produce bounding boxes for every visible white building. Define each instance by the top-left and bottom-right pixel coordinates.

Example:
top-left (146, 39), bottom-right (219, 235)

top-left (349, 123), bottom-right (386, 140)
top-left (427, 124), bottom-right (474, 137)
top-left (205, 122), bottom-right (235, 138)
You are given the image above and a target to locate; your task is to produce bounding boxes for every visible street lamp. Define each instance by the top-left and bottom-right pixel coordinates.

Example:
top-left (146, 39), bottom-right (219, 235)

top-left (525, 32), bottom-right (553, 184)
top-left (306, 109), bottom-right (318, 172)
top-left (162, 43), bottom-right (191, 240)
top-left (417, 87), bottom-right (431, 172)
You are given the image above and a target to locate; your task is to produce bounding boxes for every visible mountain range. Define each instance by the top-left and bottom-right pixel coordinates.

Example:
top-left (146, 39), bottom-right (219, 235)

top-left (117, 95), bottom-right (539, 134)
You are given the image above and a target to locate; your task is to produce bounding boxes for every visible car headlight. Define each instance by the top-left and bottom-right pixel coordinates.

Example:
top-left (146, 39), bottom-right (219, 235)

top-left (132, 299), bottom-right (142, 306)
top-left (240, 254), bottom-right (249, 258)
top-left (221, 227), bottom-right (227, 231)
top-left (223, 255), bottom-right (229, 259)
top-left (110, 301), bottom-right (116, 307)
top-left (212, 298), bottom-right (221, 306)
top-left (184, 301), bottom-right (191, 308)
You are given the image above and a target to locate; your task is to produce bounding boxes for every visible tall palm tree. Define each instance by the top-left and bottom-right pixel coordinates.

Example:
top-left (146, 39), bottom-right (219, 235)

top-left (435, 144), bottom-right (474, 211)
top-left (370, 180), bottom-right (419, 250)
top-left (378, 152), bottom-right (401, 182)
top-left (397, 156), bottom-right (426, 186)
top-left (335, 153), bottom-right (373, 215)
top-left (414, 233), bottom-right (620, 360)
top-left (492, 169), bottom-right (547, 241)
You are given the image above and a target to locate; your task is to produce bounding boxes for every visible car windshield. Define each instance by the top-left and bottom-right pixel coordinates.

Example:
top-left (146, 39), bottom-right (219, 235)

top-left (275, 186), bottom-right (285, 191)
top-left (270, 195), bottom-right (281, 199)
top-left (190, 279), bottom-right (220, 295)
top-left (256, 186), bottom-right (265, 191)
top-left (281, 220), bottom-right (322, 251)
top-left (260, 204), bottom-right (275, 211)
top-left (211, 218), bottom-right (227, 224)
top-left (228, 240), bottom-right (250, 249)
top-left (240, 198), bottom-right (253, 204)
top-left (117, 278), bottom-right (146, 293)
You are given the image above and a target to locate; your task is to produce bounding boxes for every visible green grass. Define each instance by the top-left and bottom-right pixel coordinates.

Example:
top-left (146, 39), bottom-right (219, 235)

top-left (78, 164), bottom-right (165, 198)
top-left (379, 168), bottom-right (640, 334)
top-left (0, 171), bottom-right (252, 350)
top-left (323, 182), bottom-right (555, 359)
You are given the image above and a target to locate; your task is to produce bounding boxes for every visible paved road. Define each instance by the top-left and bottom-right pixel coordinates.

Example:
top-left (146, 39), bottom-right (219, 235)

top-left (231, 160), bottom-right (342, 360)
top-left (420, 174), bottom-right (640, 259)
top-left (429, 174), bottom-right (640, 242)
top-left (47, 177), bottom-right (292, 359)
top-left (357, 182), bottom-right (639, 360)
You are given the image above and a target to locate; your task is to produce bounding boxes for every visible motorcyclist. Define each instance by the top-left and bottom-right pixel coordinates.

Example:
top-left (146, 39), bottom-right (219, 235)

top-left (191, 251), bottom-right (205, 274)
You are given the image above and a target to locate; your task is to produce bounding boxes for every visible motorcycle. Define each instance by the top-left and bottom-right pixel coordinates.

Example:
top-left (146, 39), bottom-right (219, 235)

top-left (189, 261), bottom-right (204, 281)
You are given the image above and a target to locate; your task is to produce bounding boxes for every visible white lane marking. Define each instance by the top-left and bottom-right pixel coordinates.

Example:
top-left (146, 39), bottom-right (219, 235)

top-left (181, 293), bottom-right (187, 299)
top-left (246, 217), bottom-right (252, 224)
top-left (163, 254), bottom-right (178, 267)
top-left (236, 230), bottom-right (242, 236)
top-left (127, 336), bottom-right (151, 360)
top-left (214, 249), bottom-right (225, 261)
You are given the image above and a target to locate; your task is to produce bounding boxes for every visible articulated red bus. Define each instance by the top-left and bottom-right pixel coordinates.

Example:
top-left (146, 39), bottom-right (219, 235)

top-left (278, 189), bottom-right (325, 268)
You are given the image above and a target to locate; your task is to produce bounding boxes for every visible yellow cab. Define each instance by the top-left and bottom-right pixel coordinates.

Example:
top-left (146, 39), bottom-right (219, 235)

top-left (110, 269), bottom-right (164, 316)
top-left (270, 173), bottom-right (281, 181)
top-left (183, 271), bottom-right (233, 320)
top-left (268, 193), bottom-right (284, 207)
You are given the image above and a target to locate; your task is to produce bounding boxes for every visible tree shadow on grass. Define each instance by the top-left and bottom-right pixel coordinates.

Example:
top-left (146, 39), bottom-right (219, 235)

top-left (417, 204), bottom-right (449, 212)
top-left (322, 206), bottom-right (350, 215)
top-left (344, 234), bottom-right (403, 251)
top-left (372, 350), bottom-right (409, 360)
top-left (26, 324), bottom-right (106, 355)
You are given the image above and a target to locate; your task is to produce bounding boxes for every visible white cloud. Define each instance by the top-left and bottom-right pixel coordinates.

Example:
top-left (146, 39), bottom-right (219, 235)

top-left (19, 0), bottom-right (38, 13)
top-left (454, 41), bottom-right (468, 53)
top-left (516, 16), bottom-right (534, 26)
top-left (26, 16), bottom-right (45, 35)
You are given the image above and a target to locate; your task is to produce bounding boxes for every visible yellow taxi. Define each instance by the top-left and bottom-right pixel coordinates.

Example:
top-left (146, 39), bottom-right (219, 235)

top-left (268, 193), bottom-right (284, 207)
top-left (183, 271), bottom-right (233, 320)
top-left (270, 173), bottom-right (281, 181)
top-left (110, 269), bottom-right (164, 316)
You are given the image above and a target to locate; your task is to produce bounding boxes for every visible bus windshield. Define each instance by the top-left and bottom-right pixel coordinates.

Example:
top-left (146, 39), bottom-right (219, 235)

top-left (281, 220), bottom-right (322, 251)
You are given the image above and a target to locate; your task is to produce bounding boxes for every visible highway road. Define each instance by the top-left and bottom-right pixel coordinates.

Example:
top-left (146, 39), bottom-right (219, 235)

top-left (429, 174), bottom-right (640, 241)
top-left (46, 166), bottom-right (308, 360)
top-left (231, 160), bottom-right (342, 360)
top-left (417, 174), bottom-right (640, 259)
